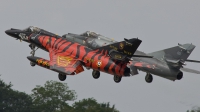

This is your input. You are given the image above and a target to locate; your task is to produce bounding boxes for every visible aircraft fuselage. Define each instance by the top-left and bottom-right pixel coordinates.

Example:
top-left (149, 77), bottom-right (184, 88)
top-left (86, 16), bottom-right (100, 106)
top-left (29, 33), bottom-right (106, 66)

top-left (63, 33), bottom-right (183, 81)
top-left (29, 34), bottom-right (131, 77)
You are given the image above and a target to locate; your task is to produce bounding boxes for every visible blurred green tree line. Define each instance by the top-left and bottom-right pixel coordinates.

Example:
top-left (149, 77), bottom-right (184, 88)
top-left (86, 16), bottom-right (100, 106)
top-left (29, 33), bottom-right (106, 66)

top-left (0, 77), bottom-right (119, 112)
top-left (187, 107), bottom-right (200, 112)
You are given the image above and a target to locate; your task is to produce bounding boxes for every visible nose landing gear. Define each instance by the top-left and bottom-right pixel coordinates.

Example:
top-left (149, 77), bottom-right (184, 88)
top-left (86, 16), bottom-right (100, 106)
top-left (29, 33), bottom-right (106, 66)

top-left (29, 44), bottom-right (38, 67)
top-left (29, 44), bottom-right (38, 57)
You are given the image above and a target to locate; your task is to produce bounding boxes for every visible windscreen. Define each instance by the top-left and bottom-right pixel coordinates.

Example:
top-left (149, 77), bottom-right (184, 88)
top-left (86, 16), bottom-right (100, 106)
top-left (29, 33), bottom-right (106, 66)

top-left (23, 26), bottom-right (41, 33)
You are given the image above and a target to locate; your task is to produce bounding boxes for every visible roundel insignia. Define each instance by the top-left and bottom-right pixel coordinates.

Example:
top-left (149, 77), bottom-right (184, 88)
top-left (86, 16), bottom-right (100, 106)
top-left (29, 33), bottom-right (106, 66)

top-left (119, 43), bottom-right (124, 50)
top-left (96, 60), bottom-right (102, 67)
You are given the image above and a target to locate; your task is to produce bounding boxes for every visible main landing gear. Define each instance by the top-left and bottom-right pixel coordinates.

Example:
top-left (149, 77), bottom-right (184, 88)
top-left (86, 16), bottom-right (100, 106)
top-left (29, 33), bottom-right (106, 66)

top-left (145, 73), bottom-right (153, 83)
top-left (29, 44), bottom-right (38, 67)
top-left (92, 70), bottom-right (100, 79)
top-left (92, 70), bottom-right (122, 83)
top-left (114, 75), bottom-right (122, 83)
top-left (58, 73), bottom-right (66, 81)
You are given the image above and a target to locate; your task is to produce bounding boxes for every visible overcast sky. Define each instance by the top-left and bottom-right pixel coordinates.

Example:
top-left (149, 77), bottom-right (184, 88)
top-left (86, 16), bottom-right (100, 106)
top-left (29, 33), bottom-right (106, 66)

top-left (0, 1), bottom-right (200, 112)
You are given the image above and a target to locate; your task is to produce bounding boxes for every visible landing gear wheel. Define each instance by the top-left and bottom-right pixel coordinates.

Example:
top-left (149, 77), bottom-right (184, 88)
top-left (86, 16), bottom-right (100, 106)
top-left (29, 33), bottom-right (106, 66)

top-left (145, 73), bottom-right (153, 83)
top-left (30, 62), bottom-right (36, 67)
top-left (92, 70), bottom-right (100, 79)
top-left (114, 75), bottom-right (122, 83)
top-left (58, 73), bottom-right (66, 81)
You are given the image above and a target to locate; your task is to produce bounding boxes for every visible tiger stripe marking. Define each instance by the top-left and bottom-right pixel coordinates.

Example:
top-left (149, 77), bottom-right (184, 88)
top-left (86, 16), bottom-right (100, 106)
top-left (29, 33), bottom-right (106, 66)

top-left (33, 35), bottom-right (130, 76)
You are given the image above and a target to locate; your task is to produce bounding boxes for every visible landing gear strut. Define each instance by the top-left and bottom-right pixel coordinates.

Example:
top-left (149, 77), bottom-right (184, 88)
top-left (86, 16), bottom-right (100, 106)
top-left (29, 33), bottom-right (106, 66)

top-left (145, 73), bottom-right (153, 83)
top-left (29, 44), bottom-right (38, 57)
top-left (114, 75), bottom-right (122, 83)
top-left (58, 73), bottom-right (66, 81)
top-left (92, 70), bottom-right (100, 79)
top-left (29, 44), bottom-right (38, 67)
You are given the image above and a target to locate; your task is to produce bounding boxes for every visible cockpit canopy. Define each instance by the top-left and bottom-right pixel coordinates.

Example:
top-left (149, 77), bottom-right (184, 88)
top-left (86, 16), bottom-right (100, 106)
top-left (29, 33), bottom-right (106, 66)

top-left (80, 31), bottom-right (115, 42)
top-left (23, 26), bottom-right (61, 38)
top-left (80, 31), bottom-right (98, 37)
top-left (23, 26), bottom-right (41, 33)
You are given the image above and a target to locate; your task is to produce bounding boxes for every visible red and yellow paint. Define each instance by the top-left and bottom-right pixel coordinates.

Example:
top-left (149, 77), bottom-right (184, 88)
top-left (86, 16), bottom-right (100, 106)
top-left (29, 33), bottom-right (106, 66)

top-left (30, 35), bottom-right (130, 76)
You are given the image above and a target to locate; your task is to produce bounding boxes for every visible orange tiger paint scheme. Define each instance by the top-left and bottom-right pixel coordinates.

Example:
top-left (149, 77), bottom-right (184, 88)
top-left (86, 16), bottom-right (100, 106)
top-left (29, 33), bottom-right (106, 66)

top-left (30, 35), bottom-right (130, 76)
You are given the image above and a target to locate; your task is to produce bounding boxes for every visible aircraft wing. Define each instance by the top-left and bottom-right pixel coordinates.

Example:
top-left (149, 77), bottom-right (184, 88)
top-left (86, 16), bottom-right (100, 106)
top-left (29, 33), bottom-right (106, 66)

top-left (49, 50), bottom-right (84, 75)
top-left (181, 67), bottom-right (200, 74)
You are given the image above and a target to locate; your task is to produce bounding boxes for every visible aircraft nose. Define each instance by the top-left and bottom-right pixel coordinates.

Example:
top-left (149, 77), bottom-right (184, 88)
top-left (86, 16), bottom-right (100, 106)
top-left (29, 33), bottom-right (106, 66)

top-left (5, 29), bottom-right (21, 39)
top-left (5, 29), bottom-right (12, 35)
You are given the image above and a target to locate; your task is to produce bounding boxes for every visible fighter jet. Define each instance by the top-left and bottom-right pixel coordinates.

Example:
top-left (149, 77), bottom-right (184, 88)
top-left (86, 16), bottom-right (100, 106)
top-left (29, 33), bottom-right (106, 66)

top-left (6, 27), bottom-right (200, 83)
top-left (6, 27), bottom-right (151, 83)
top-left (62, 31), bottom-right (200, 83)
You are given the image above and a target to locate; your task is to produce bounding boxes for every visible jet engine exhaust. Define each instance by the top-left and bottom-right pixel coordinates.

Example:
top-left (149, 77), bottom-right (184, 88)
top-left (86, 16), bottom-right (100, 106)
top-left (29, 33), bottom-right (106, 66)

top-left (176, 71), bottom-right (183, 80)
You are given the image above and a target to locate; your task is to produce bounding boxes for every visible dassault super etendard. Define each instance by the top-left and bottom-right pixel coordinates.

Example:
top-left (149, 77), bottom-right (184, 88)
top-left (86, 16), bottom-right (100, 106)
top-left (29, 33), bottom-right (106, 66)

top-left (62, 31), bottom-right (200, 83)
top-left (6, 26), bottom-right (200, 83)
top-left (5, 26), bottom-right (147, 83)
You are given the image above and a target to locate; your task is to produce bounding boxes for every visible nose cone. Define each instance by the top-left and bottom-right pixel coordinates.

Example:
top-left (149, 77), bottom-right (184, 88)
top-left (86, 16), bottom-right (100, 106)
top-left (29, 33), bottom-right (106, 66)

top-left (5, 29), bottom-right (21, 39)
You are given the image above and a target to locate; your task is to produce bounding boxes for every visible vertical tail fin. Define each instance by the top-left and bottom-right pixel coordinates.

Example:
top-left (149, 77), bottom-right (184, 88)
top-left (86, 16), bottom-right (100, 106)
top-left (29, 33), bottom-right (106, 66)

top-left (93, 38), bottom-right (142, 61)
top-left (148, 43), bottom-right (195, 63)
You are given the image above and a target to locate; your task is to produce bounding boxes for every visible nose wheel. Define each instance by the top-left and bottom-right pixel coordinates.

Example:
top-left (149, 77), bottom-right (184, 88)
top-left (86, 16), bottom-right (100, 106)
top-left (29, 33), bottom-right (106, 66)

top-left (92, 70), bottom-right (100, 79)
top-left (58, 73), bottom-right (66, 81)
top-left (145, 73), bottom-right (153, 83)
top-left (114, 75), bottom-right (122, 83)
